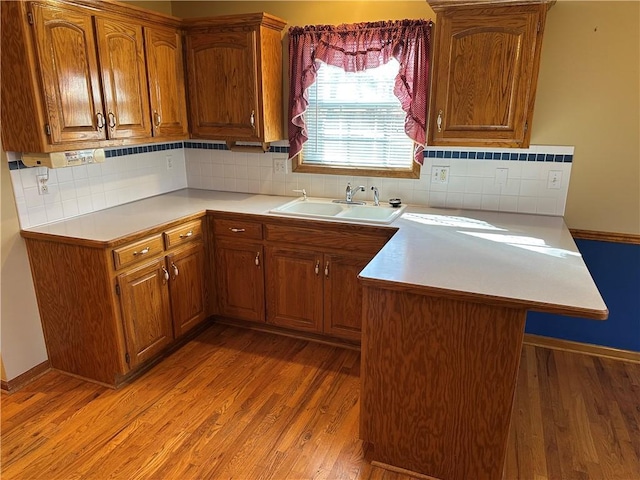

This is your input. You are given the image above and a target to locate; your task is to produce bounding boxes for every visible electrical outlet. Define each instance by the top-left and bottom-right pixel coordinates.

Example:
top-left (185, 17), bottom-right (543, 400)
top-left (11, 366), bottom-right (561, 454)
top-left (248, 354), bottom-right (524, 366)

top-left (547, 170), bottom-right (562, 189)
top-left (273, 157), bottom-right (288, 174)
top-left (36, 174), bottom-right (49, 195)
top-left (166, 154), bottom-right (173, 171)
top-left (431, 166), bottom-right (449, 184)
top-left (495, 168), bottom-right (508, 186)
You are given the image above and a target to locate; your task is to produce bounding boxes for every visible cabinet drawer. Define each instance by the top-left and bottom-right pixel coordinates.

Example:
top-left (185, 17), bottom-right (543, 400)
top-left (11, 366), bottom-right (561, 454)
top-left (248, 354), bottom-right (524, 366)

top-left (213, 218), bottom-right (263, 240)
top-left (164, 220), bottom-right (203, 249)
top-left (113, 234), bottom-right (164, 270)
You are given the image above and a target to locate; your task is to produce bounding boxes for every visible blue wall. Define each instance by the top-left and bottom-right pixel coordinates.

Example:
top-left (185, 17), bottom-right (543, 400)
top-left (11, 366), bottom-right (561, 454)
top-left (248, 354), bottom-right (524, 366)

top-left (526, 239), bottom-right (640, 352)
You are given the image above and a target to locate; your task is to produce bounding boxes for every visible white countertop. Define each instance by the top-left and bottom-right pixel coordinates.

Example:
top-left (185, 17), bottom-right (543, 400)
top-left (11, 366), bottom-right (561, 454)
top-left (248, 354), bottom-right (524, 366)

top-left (22, 188), bottom-right (608, 318)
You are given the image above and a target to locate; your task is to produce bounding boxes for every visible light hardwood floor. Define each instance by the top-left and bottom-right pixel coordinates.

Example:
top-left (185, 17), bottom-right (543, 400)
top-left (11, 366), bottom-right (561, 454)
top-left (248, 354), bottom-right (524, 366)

top-left (2, 324), bottom-right (639, 480)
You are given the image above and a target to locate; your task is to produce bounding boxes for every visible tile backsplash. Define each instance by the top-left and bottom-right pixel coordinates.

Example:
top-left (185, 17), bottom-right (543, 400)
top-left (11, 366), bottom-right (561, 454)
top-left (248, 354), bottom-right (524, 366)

top-left (7, 141), bottom-right (573, 228)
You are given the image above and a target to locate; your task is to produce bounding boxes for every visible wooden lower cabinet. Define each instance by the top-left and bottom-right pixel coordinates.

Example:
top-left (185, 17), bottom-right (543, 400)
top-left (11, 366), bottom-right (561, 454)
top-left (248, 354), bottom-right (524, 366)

top-left (323, 253), bottom-right (371, 342)
top-left (118, 257), bottom-right (173, 368)
top-left (167, 243), bottom-right (207, 337)
top-left (215, 239), bottom-right (265, 322)
top-left (265, 246), bottom-right (324, 333)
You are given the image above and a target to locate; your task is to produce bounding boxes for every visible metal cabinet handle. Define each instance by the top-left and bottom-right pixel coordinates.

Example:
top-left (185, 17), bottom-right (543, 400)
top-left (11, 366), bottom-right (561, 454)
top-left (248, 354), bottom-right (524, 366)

top-left (154, 111), bottom-right (161, 127)
top-left (171, 262), bottom-right (179, 278)
top-left (108, 111), bottom-right (116, 129)
top-left (324, 261), bottom-right (330, 277)
top-left (229, 228), bottom-right (246, 233)
top-left (96, 112), bottom-right (105, 131)
top-left (255, 252), bottom-right (260, 267)
top-left (162, 266), bottom-right (169, 284)
top-left (179, 230), bottom-right (193, 238)
top-left (250, 110), bottom-right (255, 129)
top-left (133, 247), bottom-right (150, 256)
top-left (437, 110), bottom-right (443, 133)
top-left (314, 261), bottom-right (320, 275)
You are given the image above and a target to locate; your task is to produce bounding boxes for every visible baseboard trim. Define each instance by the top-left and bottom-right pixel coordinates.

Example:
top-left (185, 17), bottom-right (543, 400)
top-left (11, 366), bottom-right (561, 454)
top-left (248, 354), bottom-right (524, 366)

top-left (370, 461), bottom-right (441, 480)
top-left (570, 229), bottom-right (640, 244)
top-left (524, 334), bottom-right (640, 364)
top-left (0, 360), bottom-right (51, 394)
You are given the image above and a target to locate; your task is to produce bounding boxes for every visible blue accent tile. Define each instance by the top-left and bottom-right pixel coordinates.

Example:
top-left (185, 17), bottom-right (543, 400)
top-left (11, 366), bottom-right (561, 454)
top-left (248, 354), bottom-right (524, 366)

top-left (436, 151), bottom-right (444, 158)
top-left (444, 151), bottom-right (452, 158)
top-left (8, 161), bottom-right (18, 170)
top-left (477, 152), bottom-right (484, 159)
top-left (460, 152), bottom-right (468, 159)
top-left (105, 150), bottom-right (112, 158)
top-left (18, 160), bottom-right (28, 169)
top-left (116, 148), bottom-right (123, 156)
top-left (536, 154), bottom-right (545, 162)
top-left (510, 153), bottom-right (518, 160)
top-left (519, 154), bottom-right (527, 161)
top-left (493, 152), bottom-right (501, 159)
top-left (428, 150), bottom-right (436, 158)
top-left (501, 153), bottom-right (510, 160)
top-left (564, 154), bottom-right (573, 163)
top-left (125, 147), bottom-right (132, 155)
top-left (528, 153), bottom-right (536, 161)
top-left (452, 151), bottom-right (460, 159)
top-left (469, 152), bottom-right (476, 159)
top-left (545, 154), bottom-right (554, 162)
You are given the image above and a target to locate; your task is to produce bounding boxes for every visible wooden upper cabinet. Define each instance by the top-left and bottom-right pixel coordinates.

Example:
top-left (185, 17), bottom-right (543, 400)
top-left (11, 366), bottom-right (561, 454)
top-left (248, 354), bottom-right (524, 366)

top-left (144, 26), bottom-right (189, 138)
top-left (428, 0), bottom-right (554, 148)
top-left (29, 2), bottom-right (106, 145)
top-left (95, 17), bottom-right (151, 140)
top-left (184, 13), bottom-right (287, 149)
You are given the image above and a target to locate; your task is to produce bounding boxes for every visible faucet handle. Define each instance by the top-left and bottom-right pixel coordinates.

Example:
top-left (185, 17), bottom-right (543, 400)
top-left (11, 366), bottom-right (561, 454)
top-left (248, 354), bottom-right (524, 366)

top-left (293, 189), bottom-right (307, 200)
top-left (371, 186), bottom-right (380, 206)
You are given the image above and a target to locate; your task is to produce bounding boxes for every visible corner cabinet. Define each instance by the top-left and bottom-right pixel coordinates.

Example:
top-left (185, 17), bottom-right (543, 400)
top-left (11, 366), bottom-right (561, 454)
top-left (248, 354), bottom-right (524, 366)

top-left (0, 0), bottom-right (188, 153)
top-left (427, 0), bottom-right (554, 148)
top-left (22, 217), bottom-right (209, 386)
top-left (184, 13), bottom-right (287, 151)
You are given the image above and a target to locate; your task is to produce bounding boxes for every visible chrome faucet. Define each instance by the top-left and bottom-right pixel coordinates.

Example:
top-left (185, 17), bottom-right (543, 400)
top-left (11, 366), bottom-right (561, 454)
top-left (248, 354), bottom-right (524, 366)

top-left (345, 183), bottom-right (365, 203)
top-left (371, 186), bottom-right (379, 206)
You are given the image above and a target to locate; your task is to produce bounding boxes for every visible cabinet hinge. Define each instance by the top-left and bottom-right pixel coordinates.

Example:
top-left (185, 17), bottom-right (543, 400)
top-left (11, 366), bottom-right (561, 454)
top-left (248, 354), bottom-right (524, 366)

top-left (125, 352), bottom-right (130, 364)
top-left (115, 283), bottom-right (121, 296)
top-left (524, 121), bottom-right (529, 133)
top-left (44, 124), bottom-right (51, 136)
top-left (537, 21), bottom-right (541, 33)
top-left (27, 12), bottom-right (34, 25)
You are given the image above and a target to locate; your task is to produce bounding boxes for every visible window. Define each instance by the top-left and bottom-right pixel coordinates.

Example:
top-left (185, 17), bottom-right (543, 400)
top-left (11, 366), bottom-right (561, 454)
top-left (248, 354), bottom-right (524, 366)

top-left (299, 60), bottom-right (416, 176)
top-left (288, 20), bottom-right (432, 179)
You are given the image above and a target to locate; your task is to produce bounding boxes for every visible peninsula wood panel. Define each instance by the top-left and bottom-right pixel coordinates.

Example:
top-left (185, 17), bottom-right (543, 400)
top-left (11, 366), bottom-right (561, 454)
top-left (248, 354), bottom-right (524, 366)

top-left (360, 286), bottom-right (526, 480)
top-left (24, 238), bottom-right (125, 385)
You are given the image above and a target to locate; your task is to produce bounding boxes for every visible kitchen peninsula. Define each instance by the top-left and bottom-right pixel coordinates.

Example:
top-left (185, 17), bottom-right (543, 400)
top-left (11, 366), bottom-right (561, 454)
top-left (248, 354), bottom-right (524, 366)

top-left (21, 189), bottom-right (607, 480)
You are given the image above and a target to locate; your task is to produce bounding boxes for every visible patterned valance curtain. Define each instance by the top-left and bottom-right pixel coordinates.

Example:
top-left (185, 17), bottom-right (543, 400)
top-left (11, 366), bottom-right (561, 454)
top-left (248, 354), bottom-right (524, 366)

top-left (288, 19), bottom-right (432, 165)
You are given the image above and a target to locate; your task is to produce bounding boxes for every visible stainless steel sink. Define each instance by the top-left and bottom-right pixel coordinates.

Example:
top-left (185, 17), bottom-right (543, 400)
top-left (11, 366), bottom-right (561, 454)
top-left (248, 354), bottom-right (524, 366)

top-left (269, 197), bottom-right (406, 224)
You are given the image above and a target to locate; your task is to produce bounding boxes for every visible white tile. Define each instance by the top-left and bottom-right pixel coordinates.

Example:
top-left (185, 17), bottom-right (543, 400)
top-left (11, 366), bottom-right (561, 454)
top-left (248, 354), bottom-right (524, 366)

top-left (499, 195), bottom-right (519, 212)
top-left (235, 179), bottom-right (249, 193)
top-left (27, 206), bottom-right (48, 227)
top-left (55, 167), bottom-right (74, 183)
top-left (24, 187), bottom-right (44, 208)
top-left (91, 192), bottom-right (106, 211)
top-left (260, 166), bottom-right (272, 182)
top-left (482, 177), bottom-right (501, 195)
top-left (45, 202), bottom-right (65, 222)
top-left (517, 196), bottom-right (537, 214)
top-left (481, 194), bottom-right (500, 211)
top-left (272, 181), bottom-right (286, 196)
top-left (502, 178), bottom-right (521, 196)
top-left (447, 175), bottom-right (466, 194)
top-left (72, 165), bottom-right (88, 180)
top-left (62, 199), bottom-right (80, 217)
top-left (412, 190), bottom-right (428, 206)
top-left (464, 177), bottom-right (483, 194)
top-left (446, 192), bottom-right (464, 208)
top-left (236, 165), bottom-right (248, 180)
top-left (537, 197), bottom-right (558, 216)
top-left (519, 179), bottom-right (541, 197)
top-left (86, 162), bottom-right (103, 178)
top-left (429, 191), bottom-right (447, 208)
top-left (247, 180), bottom-right (260, 193)
top-left (201, 162), bottom-right (214, 177)
top-left (74, 178), bottom-right (91, 198)
top-left (449, 159), bottom-right (468, 176)
top-left (467, 161), bottom-right (485, 177)
top-left (211, 177), bottom-right (225, 190)
top-left (463, 193), bottom-right (482, 210)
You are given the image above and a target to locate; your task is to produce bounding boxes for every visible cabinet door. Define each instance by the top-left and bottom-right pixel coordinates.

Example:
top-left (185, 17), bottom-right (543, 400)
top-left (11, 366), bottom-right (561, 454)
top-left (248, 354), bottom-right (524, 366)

top-left (429, 5), bottom-right (545, 147)
top-left (95, 17), bottom-right (151, 140)
top-left (118, 258), bottom-right (173, 368)
top-left (323, 253), bottom-right (371, 342)
top-left (265, 246), bottom-right (323, 333)
top-left (29, 3), bottom-right (106, 144)
top-left (185, 30), bottom-right (260, 140)
top-left (216, 239), bottom-right (265, 322)
top-left (144, 26), bottom-right (189, 138)
top-left (167, 243), bottom-right (207, 338)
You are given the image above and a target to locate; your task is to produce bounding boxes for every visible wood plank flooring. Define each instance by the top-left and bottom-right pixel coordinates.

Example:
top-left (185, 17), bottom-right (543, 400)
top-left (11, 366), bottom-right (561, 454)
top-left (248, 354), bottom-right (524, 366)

top-left (2, 324), bottom-right (639, 480)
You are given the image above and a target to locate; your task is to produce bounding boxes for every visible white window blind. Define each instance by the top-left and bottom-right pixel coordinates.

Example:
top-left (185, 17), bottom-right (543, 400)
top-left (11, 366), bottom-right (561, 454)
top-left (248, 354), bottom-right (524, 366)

top-left (303, 60), bottom-right (414, 170)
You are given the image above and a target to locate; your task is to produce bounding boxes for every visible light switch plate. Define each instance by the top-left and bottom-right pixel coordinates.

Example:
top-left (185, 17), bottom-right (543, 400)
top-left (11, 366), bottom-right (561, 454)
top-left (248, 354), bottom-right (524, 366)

top-left (547, 170), bottom-right (562, 189)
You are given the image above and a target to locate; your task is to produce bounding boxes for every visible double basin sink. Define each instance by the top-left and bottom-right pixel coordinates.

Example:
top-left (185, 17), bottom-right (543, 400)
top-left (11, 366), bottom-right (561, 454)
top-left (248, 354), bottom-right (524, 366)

top-left (269, 197), bottom-right (406, 225)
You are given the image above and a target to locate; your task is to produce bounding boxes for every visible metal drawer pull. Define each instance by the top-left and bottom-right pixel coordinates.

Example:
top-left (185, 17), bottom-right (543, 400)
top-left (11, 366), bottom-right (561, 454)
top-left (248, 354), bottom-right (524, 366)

top-left (437, 110), bottom-right (443, 133)
top-left (250, 110), bottom-right (255, 129)
top-left (96, 112), bottom-right (105, 131)
top-left (229, 228), bottom-right (246, 233)
top-left (255, 252), bottom-right (260, 266)
top-left (179, 230), bottom-right (193, 238)
top-left (171, 263), bottom-right (179, 278)
top-left (154, 111), bottom-right (161, 127)
top-left (162, 266), bottom-right (169, 284)
top-left (324, 261), bottom-right (330, 277)
top-left (314, 261), bottom-right (320, 275)
top-left (108, 111), bottom-right (116, 129)
top-left (133, 247), bottom-right (150, 256)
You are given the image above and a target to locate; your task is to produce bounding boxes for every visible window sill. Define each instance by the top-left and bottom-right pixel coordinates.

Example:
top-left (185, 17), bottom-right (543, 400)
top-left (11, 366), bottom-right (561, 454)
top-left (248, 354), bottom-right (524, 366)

top-left (293, 159), bottom-right (420, 179)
